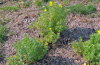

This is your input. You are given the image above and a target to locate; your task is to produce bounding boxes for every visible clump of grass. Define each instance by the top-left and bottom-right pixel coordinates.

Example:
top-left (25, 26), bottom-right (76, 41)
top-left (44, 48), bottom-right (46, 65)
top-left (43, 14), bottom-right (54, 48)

top-left (6, 19), bottom-right (10, 23)
top-left (0, 4), bottom-right (20, 12)
top-left (69, 3), bottom-right (96, 15)
top-left (23, 1), bottom-right (32, 8)
top-left (34, 0), bottom-right (42, 6)
top-left (0, 15), bottom-right (10, 25)
top-left (35, 0), bottom-right (50, 6)
top-left (0, 1), bottom-right (32, 12)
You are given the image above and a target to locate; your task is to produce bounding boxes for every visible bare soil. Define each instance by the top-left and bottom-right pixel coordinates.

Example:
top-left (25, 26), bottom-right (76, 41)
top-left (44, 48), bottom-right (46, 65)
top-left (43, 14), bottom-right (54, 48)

top-left (0, 0), bottom-right (100, 65)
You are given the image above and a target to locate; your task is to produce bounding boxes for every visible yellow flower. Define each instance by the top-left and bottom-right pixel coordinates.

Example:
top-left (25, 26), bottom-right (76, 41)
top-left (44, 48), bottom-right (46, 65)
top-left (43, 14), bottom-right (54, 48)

top-left (83, 63), bottom-right (86, 65)
top-left (65, 64), bottom-right (66, 65)
top-left (54, 2), bottom-right (56, 3)
top-left (59, 4), bottom-right (61, 6)
top-left (39, 17), bottom-right (41, 19)
top-left (49, 1), bottom-right (52, 6)
top-left (43, 6), bottom-right (45, 8)
top-left (46, 43), bottom-right (49, 45)
top-left (40, 40), bottom-right (43, 42)
top-left (98, 30), bottom-right (100, 34)
top-left (14, 55), bottom-right (16, 58)
top-left (59, 4), bottom-right (62, 8)
top-left (49, 28), bottom-right (52, 30)
top-left (44, 9), bottom-right (47, 12)
top-left (43, 49), bottom-right (45, 51)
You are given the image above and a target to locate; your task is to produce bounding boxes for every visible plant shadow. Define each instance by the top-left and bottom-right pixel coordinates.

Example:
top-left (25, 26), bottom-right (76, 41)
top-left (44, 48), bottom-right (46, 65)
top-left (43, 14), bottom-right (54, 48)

top-left (60, 27), bottom-right (96, 44)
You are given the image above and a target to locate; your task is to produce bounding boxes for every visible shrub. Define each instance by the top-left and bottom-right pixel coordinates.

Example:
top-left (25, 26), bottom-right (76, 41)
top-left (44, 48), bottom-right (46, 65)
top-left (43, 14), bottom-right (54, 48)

top-left (72, 30), bottom-right (100, 65)
top-left (10, 34), bottom-right (48, 64)
top-left (29, 1), bottom-right (68, 43)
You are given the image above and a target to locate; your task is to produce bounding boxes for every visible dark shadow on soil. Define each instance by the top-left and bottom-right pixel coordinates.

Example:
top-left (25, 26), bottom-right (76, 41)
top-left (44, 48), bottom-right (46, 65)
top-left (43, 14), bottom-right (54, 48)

top-left (60, 27), bottom-right (96, 44)
top-left (37, 56), bottom-right (84, 65)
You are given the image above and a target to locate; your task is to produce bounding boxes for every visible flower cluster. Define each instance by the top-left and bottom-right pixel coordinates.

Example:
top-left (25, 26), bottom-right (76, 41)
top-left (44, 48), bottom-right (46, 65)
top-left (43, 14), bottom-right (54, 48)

top-left (59, 4), bottom-right (62, 8)
top-left (43, 2), bottom-right (62, 12)
top-left (31, 1), bottom-right (67, 43)
top-left (44, 9), bottom-right (47, 11)
top-left (49, 2), bottom-right (52, 6)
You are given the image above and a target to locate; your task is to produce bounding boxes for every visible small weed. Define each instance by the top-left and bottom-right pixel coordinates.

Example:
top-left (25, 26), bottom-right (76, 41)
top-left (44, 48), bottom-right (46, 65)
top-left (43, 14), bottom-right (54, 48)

top-left (35, 0), bottom-right (42, 6)
top-left (6, 19), bottom-right (10, 23)
top-left (1, 15), bottom-right (5, 21)
top-left (1, 15), bottom-right (10, 24)
top-left (88, 13), bottom-right (94, 18)
top-left (9, 31), bottom-right (15, 36)
top-left (24, 1), bottom-right (32, 8)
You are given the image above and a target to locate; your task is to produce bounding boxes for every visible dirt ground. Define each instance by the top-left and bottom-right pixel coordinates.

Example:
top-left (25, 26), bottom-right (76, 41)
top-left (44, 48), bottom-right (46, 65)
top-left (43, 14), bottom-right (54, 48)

top-left (0, 0), bottom-right (100, 65)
